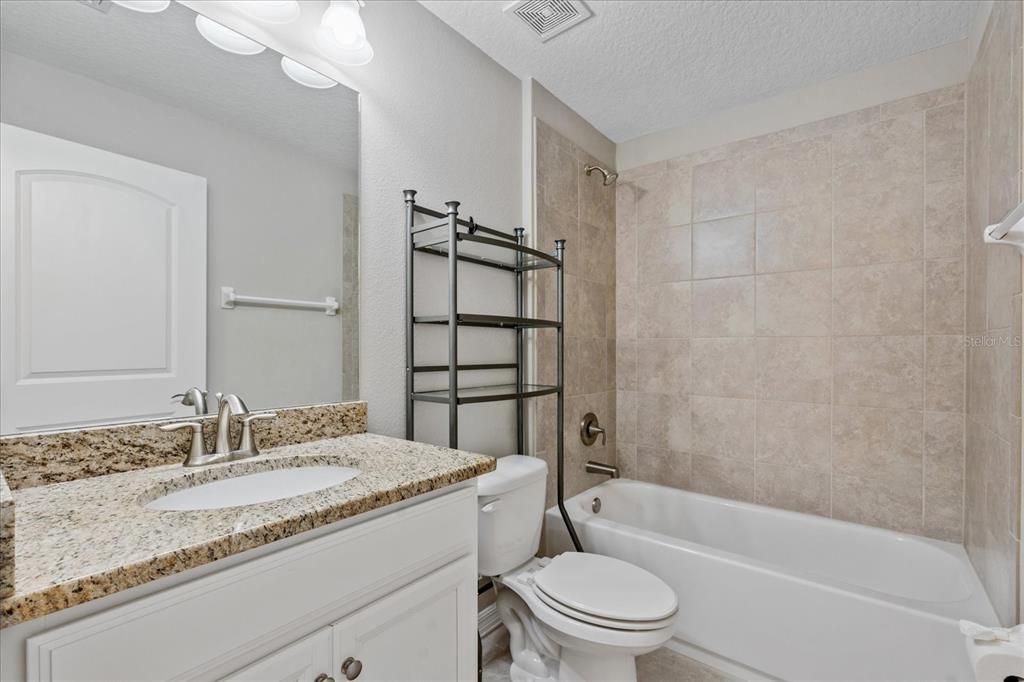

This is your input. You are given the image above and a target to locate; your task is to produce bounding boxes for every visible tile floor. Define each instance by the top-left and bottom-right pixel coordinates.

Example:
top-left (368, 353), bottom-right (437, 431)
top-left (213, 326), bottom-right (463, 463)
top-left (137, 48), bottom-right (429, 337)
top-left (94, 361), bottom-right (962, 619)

top-left (481, 627), bottom-right (738, 682)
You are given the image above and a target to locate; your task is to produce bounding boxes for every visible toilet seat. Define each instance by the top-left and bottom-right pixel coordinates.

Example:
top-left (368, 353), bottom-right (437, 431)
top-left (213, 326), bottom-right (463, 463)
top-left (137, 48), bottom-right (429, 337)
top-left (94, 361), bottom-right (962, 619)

top-left (532, 552), bottom-right (678, 625)
top-left (498, 556), bottom-right (678, 649)
top-left (531, 585), bottom-right (677, 631)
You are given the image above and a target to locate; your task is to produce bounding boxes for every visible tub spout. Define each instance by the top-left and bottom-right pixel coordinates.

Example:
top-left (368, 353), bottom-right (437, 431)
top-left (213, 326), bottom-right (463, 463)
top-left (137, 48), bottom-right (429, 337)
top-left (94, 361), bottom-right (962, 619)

top-left (585, 461), bottom-right (619, 479)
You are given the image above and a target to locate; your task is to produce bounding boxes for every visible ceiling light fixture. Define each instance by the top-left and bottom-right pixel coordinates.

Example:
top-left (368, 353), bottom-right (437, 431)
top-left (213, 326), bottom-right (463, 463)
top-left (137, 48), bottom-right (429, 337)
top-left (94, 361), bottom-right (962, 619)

top-left (280, 57), bottom-right (338, 89)
top-left (110, 0), bottom-right (171, 12)
top-left (315, 0), bottom-right (374, 67)
top-left (194, 15), bottom-right (266, 56)
top-left (233, 0), bottom-right (301, 25)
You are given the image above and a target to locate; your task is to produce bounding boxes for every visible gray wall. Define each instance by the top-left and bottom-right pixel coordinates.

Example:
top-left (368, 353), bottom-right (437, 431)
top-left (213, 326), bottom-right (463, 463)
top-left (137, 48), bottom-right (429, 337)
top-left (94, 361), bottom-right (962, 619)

top-left (0, 50), bottom-right (356, 411)
top-left (346, 2), bottom-right (524, 455)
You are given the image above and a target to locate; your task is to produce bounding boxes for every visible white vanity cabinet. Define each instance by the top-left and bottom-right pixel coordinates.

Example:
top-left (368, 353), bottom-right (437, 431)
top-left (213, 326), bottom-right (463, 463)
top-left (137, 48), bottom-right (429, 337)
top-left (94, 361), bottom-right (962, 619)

top-left (13, 485), bottom-right (478, 682)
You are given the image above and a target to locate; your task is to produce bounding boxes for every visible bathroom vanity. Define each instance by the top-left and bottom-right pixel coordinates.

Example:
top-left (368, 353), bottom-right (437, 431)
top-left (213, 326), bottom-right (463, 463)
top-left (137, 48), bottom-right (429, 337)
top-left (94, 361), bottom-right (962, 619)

top-left (0, 433), bottom-right (493, 681)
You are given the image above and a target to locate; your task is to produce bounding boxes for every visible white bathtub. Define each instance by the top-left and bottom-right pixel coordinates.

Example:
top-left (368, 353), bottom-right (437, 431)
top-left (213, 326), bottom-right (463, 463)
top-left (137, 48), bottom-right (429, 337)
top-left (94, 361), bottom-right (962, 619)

top-left (544, 479), bottom-right (997, 682)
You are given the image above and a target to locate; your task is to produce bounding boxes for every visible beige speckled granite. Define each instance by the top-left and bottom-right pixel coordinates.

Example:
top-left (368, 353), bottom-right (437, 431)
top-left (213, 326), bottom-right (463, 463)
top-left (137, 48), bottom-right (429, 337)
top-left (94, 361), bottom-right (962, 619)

top-left (0, 473), bottom-right (12, 599)
top-left (0, 401), bottom-right (367, 490)
top-left (0, 433), bottom-right (493, 628)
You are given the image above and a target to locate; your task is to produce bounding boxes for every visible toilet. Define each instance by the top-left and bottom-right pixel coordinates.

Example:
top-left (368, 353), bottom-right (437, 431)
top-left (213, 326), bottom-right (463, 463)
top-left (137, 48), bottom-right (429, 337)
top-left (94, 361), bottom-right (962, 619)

top-left (478, 455), bottom-right (678, 682)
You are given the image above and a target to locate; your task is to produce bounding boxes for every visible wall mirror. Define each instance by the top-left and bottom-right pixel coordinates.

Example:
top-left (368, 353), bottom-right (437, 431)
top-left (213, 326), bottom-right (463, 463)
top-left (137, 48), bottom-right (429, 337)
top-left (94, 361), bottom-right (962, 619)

top-left (0, 0), bottom-right (360, 433)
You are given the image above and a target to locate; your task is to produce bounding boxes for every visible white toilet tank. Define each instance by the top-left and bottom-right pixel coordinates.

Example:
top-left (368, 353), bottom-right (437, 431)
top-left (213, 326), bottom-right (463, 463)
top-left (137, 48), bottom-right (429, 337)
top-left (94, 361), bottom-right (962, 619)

top-left (477, 455), bottom-right (548, 577)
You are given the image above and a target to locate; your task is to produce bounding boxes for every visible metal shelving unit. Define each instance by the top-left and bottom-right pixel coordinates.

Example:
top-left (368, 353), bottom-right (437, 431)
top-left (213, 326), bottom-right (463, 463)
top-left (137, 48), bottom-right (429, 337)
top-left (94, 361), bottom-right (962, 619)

top-left (404, 189), bottom-right (582, 552)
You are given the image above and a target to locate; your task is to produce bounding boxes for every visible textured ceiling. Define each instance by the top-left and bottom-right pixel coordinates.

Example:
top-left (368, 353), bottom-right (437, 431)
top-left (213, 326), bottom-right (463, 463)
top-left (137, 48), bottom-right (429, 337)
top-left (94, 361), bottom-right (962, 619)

top-left (420, 0), bottom-right (979, 143)
top-left (0, 0), bottom-right (358, 172)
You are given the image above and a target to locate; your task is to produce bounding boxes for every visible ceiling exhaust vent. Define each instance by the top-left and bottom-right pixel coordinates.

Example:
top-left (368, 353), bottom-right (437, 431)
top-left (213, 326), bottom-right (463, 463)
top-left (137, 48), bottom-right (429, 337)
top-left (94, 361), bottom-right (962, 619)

top-left (504, 0), bottom-right (592, 42)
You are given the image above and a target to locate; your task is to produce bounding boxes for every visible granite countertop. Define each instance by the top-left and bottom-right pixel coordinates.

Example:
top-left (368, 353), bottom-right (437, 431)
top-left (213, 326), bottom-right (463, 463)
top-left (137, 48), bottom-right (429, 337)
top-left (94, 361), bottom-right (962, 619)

top-left (0, 433), bottom-right (494, 629)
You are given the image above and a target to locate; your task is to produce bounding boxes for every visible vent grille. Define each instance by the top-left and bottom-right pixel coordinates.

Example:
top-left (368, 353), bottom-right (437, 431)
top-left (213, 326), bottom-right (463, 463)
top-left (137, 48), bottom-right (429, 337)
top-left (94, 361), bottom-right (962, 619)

top-left (505, 0), bottom-right (592, 42)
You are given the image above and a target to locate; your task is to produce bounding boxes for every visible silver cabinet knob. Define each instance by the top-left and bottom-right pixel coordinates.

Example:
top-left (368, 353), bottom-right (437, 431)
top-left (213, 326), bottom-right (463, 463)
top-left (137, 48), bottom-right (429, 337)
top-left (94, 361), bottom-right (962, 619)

top-left (341, 657), bottom-right (363, 680)
top-left (314, 674), bottom-right (335, 682)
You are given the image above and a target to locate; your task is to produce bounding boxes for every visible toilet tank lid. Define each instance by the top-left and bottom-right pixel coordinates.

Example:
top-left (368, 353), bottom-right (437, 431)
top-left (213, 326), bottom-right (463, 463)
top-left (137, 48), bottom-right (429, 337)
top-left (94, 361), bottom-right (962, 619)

top-left (477, 455), bottom-right (547, 496)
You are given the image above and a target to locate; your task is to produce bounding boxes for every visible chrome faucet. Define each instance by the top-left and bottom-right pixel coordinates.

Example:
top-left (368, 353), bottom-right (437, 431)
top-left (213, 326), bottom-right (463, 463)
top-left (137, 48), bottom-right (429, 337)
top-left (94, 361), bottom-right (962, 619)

top-left (171, 387), bottom-right (208, 416)
top-left (158, 393), bottom-right (276, 467)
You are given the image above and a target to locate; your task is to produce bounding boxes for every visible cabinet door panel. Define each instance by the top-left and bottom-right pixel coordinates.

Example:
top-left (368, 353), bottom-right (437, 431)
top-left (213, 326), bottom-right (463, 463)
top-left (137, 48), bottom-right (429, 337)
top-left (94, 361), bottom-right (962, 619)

top-left (332, 557), bottom-right (476, 682)
top-left (222, 629), bottom-right (331, 682)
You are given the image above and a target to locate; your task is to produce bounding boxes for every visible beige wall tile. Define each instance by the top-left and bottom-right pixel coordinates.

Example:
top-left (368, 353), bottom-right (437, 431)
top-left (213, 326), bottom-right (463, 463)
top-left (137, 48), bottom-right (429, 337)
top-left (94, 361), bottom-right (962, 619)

top-left (692, 215), bottom-right (756, 279)
top-left (692, 276), bottom-right (755, 337)
top-left (833, 181), bottom-right (924, 266)
top-left (637, 447), bottom-right (691, 489)
top-left (691, 455), bottom-right (755, 501)
top-left (537, 202), bottom-right (580, 275)
top-left (833, 114), bottom-right (924, 196)
top-left (755, 400), bottom-right (831, 470)
top-left (638, 224), bottom-right (691, 284)
top-left (691, 338), bottom-right (756, 398)
top-left (754, 136), bottom-right (832, 212)
top-left (637, 392), bottom-right (691, 451)
top-left (924, 411), bottom-right (965, 541)
top-left (692, 155), bottom-right (756, 222)
top-left (637, 339), bottom-right (690, 395)
top-left (616, 391), bottom-right (637, 445)
top-left (756, 270), bottom-right (831, 336)
top-left (756, 337), bottom-right (831, 404)
top-left (879, 83), bottom-right (964, 118)
top-left (616, 284), bottom-right (637, 339)
top-left (581, 162), bottom-right (616, 232)
top-left (616, 443), bottom-right (637, 479)
top-left (925, 335), bottom-right (965, 412)
top-left (925, 101), bottom-right (966, 184)
top-left (615, 181), bottom-right (636, 236)
top-left (634, 167), bottom-right (691, 228)
top-left (833, 261), bottom-right (924, 335)
top-left (833, 335), bottom-right (924, 409)
top-left (580, 221), bottom-right (615, 286)
top-left (832, 405), bottom-right (923, 480)
top-left (755, 202), bottom-right (832, 273)
top-left (616, 338), bottom-right (637, 390)
top-left (637, 281), bottom-right (691, 338)
top-left (538, 147), bottom-right (579, 221)
top-left (755, 462), bottom-right (831, 516)
top-left (578, 282), bottom-right (611, 339)
top-left (578, 337), bottom-right (611, 394)
top-left (691, 396), bottom-right (756, 460)
top-left (925, 180), bottom-right (966, 259)
top-left (616, 228), bottom-right (637, 287)
top-left (832, 471), bottom-right (923, 535)
top-left (926, 258), bottom-right (965, 334)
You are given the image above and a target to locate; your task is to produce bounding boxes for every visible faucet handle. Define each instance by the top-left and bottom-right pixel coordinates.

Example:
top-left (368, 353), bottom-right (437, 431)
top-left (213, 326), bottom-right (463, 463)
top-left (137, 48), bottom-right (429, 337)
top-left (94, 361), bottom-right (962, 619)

top-left (159, 422), bottom-right (207, 465)
top-left (238, 412), bottom-right (277, 458)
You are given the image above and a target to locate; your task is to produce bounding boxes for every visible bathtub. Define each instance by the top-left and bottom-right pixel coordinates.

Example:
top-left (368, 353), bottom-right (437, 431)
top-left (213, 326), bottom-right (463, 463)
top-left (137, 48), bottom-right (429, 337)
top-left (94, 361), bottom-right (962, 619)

top-left (544, 479), bottom-right (997, 681)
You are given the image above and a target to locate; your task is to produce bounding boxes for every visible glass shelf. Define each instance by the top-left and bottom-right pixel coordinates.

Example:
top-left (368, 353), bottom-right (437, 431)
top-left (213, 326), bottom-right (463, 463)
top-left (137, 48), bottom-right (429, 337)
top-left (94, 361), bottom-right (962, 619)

top-left (411, 383), bottom-right (559, 405)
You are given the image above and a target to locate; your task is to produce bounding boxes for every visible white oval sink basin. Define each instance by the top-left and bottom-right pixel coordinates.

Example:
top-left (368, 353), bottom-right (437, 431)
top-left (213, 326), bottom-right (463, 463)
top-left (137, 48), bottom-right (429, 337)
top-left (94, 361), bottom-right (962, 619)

top-left (146, 466), bottom-right (360, 511)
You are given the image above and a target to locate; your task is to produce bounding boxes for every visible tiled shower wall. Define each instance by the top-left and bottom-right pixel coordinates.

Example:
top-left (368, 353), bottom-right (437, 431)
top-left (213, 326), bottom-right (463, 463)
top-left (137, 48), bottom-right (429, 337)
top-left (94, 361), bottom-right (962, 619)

top-left (964, 0), bottom-right (1024, 626)
top-left (615, 84), bottom-right (969, 542)
top-left (534, 120), bottom-right (617, 507)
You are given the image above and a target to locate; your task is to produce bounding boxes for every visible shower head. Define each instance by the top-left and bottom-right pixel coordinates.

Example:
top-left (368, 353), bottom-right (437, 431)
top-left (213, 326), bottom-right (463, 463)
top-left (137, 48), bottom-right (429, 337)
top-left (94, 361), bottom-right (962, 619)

top-left (584, 164), bottom-right (618, 186)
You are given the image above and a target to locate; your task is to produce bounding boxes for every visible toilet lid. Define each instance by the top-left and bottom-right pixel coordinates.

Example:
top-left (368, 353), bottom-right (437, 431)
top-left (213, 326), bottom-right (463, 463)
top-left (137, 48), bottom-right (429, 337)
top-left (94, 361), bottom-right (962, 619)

top-left (532, 584), bottom-right (678, 631)
top-left (533, 553), bottom-right (678, 623)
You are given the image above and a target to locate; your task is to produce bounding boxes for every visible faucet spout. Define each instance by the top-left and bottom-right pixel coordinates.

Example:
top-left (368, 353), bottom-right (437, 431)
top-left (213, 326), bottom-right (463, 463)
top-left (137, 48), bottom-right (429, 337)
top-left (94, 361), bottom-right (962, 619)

top-left (214, 394), bottom-right (249, 455)
top-left (585, 461), bottom-right (619, 479)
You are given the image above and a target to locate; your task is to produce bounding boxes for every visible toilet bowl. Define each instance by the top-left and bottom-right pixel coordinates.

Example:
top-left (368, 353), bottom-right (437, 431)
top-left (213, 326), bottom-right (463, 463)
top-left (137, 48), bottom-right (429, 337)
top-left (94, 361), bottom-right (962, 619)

top-left (478, 456), bottom-right (677, 681)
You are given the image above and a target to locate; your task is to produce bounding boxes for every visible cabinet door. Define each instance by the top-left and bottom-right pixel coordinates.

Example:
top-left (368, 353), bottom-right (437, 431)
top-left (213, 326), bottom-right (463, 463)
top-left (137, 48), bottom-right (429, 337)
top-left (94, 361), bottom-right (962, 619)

top-left (222, 629), bottom-right (332, 682)
top-left (331, 557), bottom-right (476, 682)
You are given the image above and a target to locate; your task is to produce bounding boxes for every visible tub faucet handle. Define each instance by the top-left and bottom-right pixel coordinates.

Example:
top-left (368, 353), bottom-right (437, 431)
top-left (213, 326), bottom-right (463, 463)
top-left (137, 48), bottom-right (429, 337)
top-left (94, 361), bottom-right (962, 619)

top-left (580, 412), bottom-right (605, 446)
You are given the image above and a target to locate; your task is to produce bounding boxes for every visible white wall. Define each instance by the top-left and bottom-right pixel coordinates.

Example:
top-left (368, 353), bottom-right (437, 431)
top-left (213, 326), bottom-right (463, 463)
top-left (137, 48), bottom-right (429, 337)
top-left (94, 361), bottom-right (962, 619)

top-left (617, 40), bottom-right (971, 170)
top-left (348, 2), bottom-right (523, 452)
top-left (0, 50), bottom-right (354, 411)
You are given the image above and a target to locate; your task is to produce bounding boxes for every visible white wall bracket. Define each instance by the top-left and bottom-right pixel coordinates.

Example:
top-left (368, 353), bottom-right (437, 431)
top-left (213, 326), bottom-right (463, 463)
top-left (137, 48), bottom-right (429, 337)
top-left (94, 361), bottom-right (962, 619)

top-left (985, 201), bottom-right (1024, 255)
top-left (220, 286), bottom-right (339, 315)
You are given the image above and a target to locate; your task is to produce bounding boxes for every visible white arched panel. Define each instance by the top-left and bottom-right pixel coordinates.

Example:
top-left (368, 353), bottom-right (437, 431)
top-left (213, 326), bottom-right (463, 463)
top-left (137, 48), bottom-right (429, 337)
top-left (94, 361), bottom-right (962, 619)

top-left (1, 124), bottom-right (206, 432)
